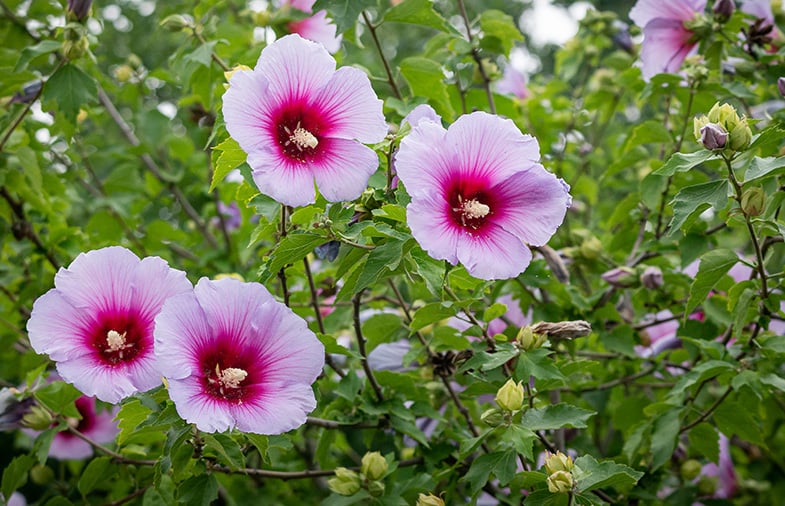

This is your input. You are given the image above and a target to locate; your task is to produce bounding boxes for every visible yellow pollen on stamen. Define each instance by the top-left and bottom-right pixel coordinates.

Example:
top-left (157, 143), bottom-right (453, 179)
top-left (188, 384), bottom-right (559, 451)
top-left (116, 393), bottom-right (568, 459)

top-left (463, 199), bottom-right (490, 219)
top-left (289, 127), bottom-right (318, 151)
top-left (106, 330), bottom-right (127, 352)
top-left (218, 366), bottom-right (248, 389)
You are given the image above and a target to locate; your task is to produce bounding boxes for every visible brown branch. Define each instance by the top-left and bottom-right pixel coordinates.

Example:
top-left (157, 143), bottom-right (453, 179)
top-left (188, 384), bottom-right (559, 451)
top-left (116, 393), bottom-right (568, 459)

top-left (353, 291), bottom-right (384, 403)
top-left (361, 11), bottom-right (402, 100)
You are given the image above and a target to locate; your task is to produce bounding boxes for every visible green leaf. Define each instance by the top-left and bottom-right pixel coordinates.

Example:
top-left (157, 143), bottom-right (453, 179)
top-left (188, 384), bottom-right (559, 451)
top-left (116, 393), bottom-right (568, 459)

top-left (78, 457), bottom-right (113, 495)
top-left (668, 180), bottom-right (729, 234)
top-left (515, 349), bottom-right (565, 382)
top-left (383, 0), bottom-right (452, 32)
top-left (210, 137), bottom-right (246, 191)
top-left (714, 399), bottom-right (764, 447)
top-left (742, 156), bottom-right (785, 183)
top-left (668, 360), bottom-right (735, 400)
top-left (34, 381), bottom-right (82, 418)
top-left (202, 433), bottom-right (246, 470)
top-left (116, 398), bottom-right (153, 446)
top-left (354, 239), bottom-right (407, 294)
top-left (267, 233), bottom-right (330, 274)
top-left (463, 450), bottom-right (518, 494)
top-left (483, 302), bottom-right (508, 325)
top-left (178, 474), bottom-right (219, 506)
top-left (2, 454), bottom-right (33, 500)
top-left (478, 10), bottom-right (523, 55)
top-left (650, 409), bottom-right (681, 470)
top-left (312, 0), bottom-right (377, 33)
top-left (573, 454), bottom-right (643, 493)
top-left (42, 64), bottom-right (97, 122)
top-left (15, 40), bottom-right (62, 72)
top-left (688, 423), bottom-right (719, 464)
top-left (685, 249), bottom-right (738, 314)
top-left (623, 120), bottom-right (672, 149)
top-left (519, 403), bottom-right (596, 431)
top-left (409, 301), bottom-right (456, 331)
top-left (654, 150), bottom-right (716, 176)
top-left (459, 347), bottom-right (519, 372)
top-left (400, 57), bottom-right (454, 119)
top-left (363, 313), bottom-right (404, 350)
top-left (408, 247), bottom-right (444, 296)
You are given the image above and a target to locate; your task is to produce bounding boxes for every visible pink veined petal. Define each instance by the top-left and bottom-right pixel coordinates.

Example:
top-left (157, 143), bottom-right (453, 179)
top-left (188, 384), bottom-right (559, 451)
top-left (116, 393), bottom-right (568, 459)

top-left (167, 375), bottom-right (237, 433)
top-left (444, 112), bottom-right (541, 186)
top-left (48, 433), bottom-right (94, 460)
top-left (491, 163), bottom-right (571, 247)
top-left (402, 104), bottom-right (441, 129)
top-left (230, 382), bottom-right (316, 434)
top-left (640, 18), bottom-right (698, 79)
top-left (254, 34), bottom-right (336, 104)
top-left (406, 195), bottom-right (461, 266)
top-left (132, 256), bottom-right (191, 323)
top-left (310, 138), bottom-right (380, 203)
top-left (630, 0), bottom-right (706, 28)
top-left (154, 291), bottom-right (213, 380)
top-left (248, 150), bottom-right (318, 206)
top-left (56, 355), bottom-right (144, 404)
top-left (27, 290), bottom-right (93, 361)
top-left (53, 246), bottom-right (140, 313)
top-left (290, 11), bottom-right (342, 54)
top-left (455, 223), bottom-right (534, 280)
top-left (395, 120), bottom-right (453, 198)
top-left (222, 69), bottom-right (277, 156)
top-left (311, 66), bottom-right (387, 142)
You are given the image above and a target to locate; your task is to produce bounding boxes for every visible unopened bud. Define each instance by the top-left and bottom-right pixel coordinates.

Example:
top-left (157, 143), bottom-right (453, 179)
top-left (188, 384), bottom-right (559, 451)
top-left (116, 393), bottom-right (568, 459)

top-left (495, 378), bottom-right (524, 412)
top-left (327, 467), bottom-right (361, 496)
top-left (640, 265), bottom-right (664, 290)
top-left (361, 451), bottom-right (388, 481)
top-left (741, 187), bottom-right (765, 216)
top-left (544, 451), bottom-right (574, 475)
top-left (728, 117), bottom-right (752, 151)
top-left (708, 102), bottom-right (739, 128)
top-left (30, 464), bottom-right (55, 485)
top-left (113, 64), bottom-right (134, 83)
top-left (417, 493), bottom-right (445, 506)
top-left (697, 475), bottom-right (718, 496)
top-left (481, 408), bottom-right (506, 427)
top-left (699, 123), bottom-right (728, 150)
top-left (516, 325), bottom-right (547, 351)
top-left (67, 0), bottom-right (92, 22)
top-left (778, 77), bottom-right (785, 98)
top-left (62, 36), bottom-right (89, 61)
top-left (367, 480), bottom-right (385, 497)
top-left (579, 236), bottom-right (602, 260)
top-left (22, 405), bottom-right (53, 431)
top-left (546, 470), bottom-right (575, 494)
top-left (712, 0), bottom-right (735, 22)
top-left (160, 14), bottom-right (192, 32)
top-left (601, 266), bottom-right (638, 288)
top-left (251, 10), bottom-right (272, 27)
top-left (680, 459), bottom-right (702, 481)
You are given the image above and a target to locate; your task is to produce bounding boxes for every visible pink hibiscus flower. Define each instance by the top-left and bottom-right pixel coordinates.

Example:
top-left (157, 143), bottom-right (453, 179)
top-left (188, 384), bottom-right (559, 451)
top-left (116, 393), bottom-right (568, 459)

top-left (222, 34), bottom-right (387, 207)
top-left (154, 278), bottom-right (324, 434)
top-left (277, 0), bottom-right (342, 53)
top-left (395, 111), bottom-right (571, 280)
top-left (629, 0), bottom-right (707, 80)
top-left (46, 395), bottom-right (118, 460)
top-left (26, 247), bottom-right (192, 403)
top-left (495, 64), bottom-right (530, 100)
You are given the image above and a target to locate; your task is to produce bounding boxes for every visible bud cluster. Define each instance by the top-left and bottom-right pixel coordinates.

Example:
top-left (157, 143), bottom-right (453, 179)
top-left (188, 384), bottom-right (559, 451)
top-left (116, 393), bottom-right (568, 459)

top-left (327, 451), bottom-right (389, 498)
top-left (693, 102), bottom-right (752, 153)
top-left (544, 451), bottom-right (576, 494)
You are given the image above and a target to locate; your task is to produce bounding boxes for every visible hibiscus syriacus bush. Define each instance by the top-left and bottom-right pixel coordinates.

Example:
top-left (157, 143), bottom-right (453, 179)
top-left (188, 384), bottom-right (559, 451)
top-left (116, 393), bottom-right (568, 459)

top-left (3, 0), bottom-right (785, 505)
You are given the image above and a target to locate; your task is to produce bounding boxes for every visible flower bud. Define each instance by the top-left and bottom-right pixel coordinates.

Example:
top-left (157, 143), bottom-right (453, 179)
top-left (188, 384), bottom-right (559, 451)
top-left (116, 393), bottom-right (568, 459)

top-left (367, 480), bottom-right (385, 497)
top-left (693, 115), bottom-right (709, 141)
top-left (0, 388), bottom-right (34, 431)
top-left (697, 475), bottom-right (718, 496)
top-left (22, 405), bottom-right (53, 431)
top-left (62, 36), bottom-right (89, 61)
top-left (728, 117), bottom-right (752, 151)
top-left (251, 10), bottom-right (272, 27)
top-left (544, 451), bottom-right (574, 475)
top-left (707, 102), bottom-right (739, 128)
top-left (640, 265), bottom-right (664, 290)
top-left (712, 0), bottom-right (735, 22)
top-left (495, 378), bottom-right (524, 412)
top-left (160, 14), bottom-right (192, 32)
top-left (778, 77), bottom-right (785, 98)
top-left (516, 325), bottom-right (547, 351)
top-left (601, 266), bottom-right (638, 288)
top-left (327, 467), bottom-right (361, 496)
top-left (417, 493), bottom-right (445, 506)
top-left (481, 408), bottom-right (506, 427)
top-left (67, 0), bottom-right (92, 22)
top-left (361, 451), bottom-right (388, 481)
top-left (741, 187), bottom-right (765, 216)
top-left (579, 236), bottom-right (602, 260)
top-left (546, 470), bottom-right (575, 494)
top-left (680, 459), bottom-right (702, 481)
top-left (30, 464), bottom-right (55, 485)
top-left (113, 64), bottom-right (134, 83)
top-left (699, 123), bottom-right (728, 150)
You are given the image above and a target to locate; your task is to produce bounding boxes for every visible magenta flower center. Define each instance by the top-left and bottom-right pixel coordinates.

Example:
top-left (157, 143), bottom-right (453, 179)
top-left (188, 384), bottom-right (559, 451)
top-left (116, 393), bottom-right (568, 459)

top-left (90, 315), bottom-right (145, 366)
top-left (450, 192), bottom-right (493, 231)
top-left (201, 347), bottom-right (254, 403)
top-left (276, 109), bottom-right (322, 163)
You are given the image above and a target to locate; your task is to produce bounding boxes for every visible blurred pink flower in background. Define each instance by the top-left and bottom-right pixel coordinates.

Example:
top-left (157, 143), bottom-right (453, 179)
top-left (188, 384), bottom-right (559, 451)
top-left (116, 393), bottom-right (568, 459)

top-left (47, 395), bottom-right (118, 460)
top-left (495, 64), bottom-right (530, 100)
top-left (697, 433), bottom-right (738, 500)
top-left (276, 0), bottom-right (342, 53)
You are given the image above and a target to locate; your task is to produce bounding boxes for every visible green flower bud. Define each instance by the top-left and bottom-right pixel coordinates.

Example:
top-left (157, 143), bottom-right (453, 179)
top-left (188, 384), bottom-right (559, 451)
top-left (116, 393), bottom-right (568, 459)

top-left (579, 236), bottom-right (603, 260)
top-left (62, 36), bottom-right (89, 61)
top-left (495, 378), bottom-right (524, 412)
top-left (367, 479), bottom-right (385, 498)
top-left (417, 493), bottom-right (446, 506)
top-left (22, 405), bottom-right (53, 431)
top-left (361, 451), bottom-right (388, 481)
top-left (516, 325), bottom-right (547, 351)
top-left (680, 459), bottom-right (702, 481)
top-left (741, 187), bottom-right (765, 216)
top-left (728, 117), bottom-right (752, 151)
top-left (481, 408), bottom-right (506, 427)
top-left (113, 64), bottom-right (134, 83)
top-left (160, 14), bottom-right (192, 32)
top-left (544, 451), bottom-right (574, 475)
top-left (697, 475), bottom-right (718, 496)
top-left (694, 115), bottom-right (710, 141)
top-left (251, 10), bottom-right (272, 27)
top-left (30, 464), bottom-right (55, 485)
top-left (546, 470), bottom-right (575, 494)
top-left (327, 467), bottom-right (361, 496)
top-left (707, 102), bottom-right (739, 129)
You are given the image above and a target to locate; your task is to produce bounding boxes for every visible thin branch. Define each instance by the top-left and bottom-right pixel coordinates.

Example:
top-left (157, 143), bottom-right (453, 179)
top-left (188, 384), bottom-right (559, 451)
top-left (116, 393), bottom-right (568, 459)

top-left (0, 187), bottom-right (61, 270)
top-left (680, 386), bottom-right (733, 433)
top-left (208, 457), bottom-right (423, 480)
top-left (353, 291), bottom-right (384, 403)
top-left (277, 205), bottom-right (291, 306)
top-left (0, 84), bottom-right (43, 152)
top-left (361, 11), bottom-right (402, 100)
top-left (455, 0), bottom-right (495, 114)
top-left (303, 256), bottom-right (345, 378)
top-left (305, 417), bottom-right (380, 429)
top-left (67, 426), bottom-right (156, 466)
